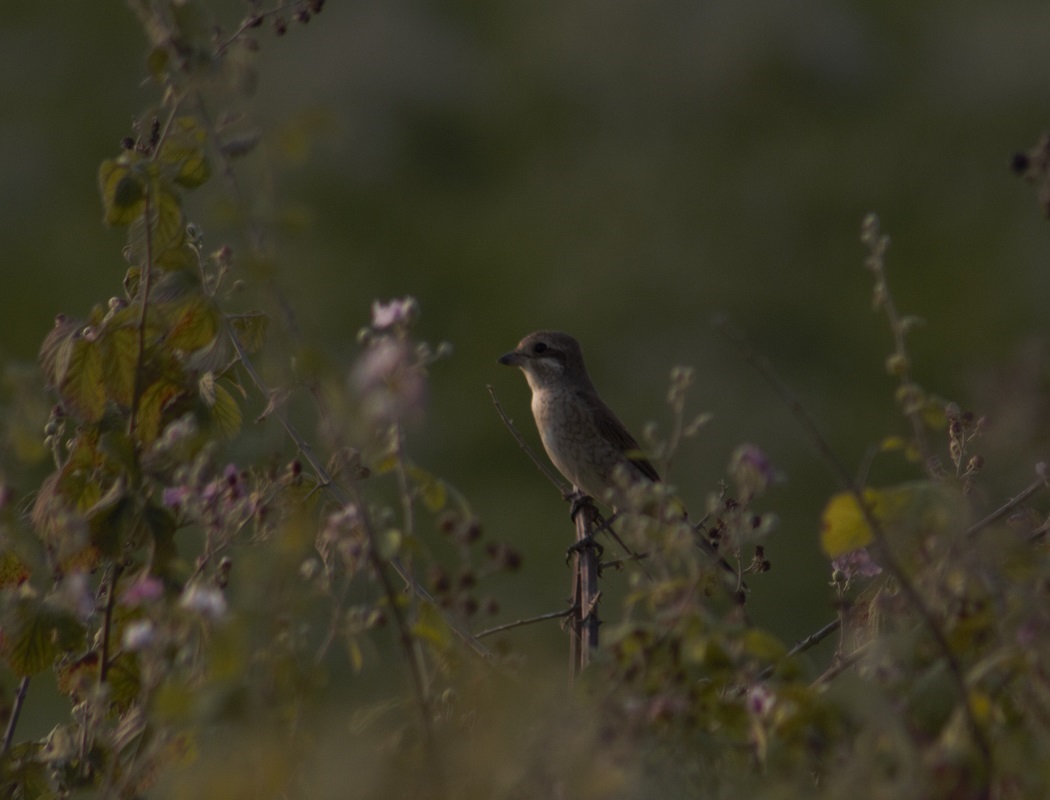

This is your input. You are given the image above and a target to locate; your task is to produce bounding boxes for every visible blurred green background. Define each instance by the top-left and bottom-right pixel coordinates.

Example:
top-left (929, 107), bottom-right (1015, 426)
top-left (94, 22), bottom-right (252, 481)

top-left (4, 1), bottom-right (1050, 667)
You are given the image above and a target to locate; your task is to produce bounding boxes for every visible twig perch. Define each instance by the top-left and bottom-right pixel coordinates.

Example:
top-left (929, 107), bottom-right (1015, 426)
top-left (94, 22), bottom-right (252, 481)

top-left (569, 498), bottom-right (601, 677)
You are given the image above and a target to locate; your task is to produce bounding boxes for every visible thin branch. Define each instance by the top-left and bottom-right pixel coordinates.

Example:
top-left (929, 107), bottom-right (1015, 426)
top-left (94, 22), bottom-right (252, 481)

top-left (487, 385), bottom-right (570, 495)
top-left (756, 618), bottom-right (842, 682)
top-left (1, 676), bottom-right (30, 757)
top-left (475, 607), bottom-right (575, 639)
top-left (227, 325), bottom-right (494, 662)
top-left (966, 473), bottom-right (1047, 539)
top-left (715, 315), bottom-right (994, 772)
top-left (812, 641), bottom-right (871, 687)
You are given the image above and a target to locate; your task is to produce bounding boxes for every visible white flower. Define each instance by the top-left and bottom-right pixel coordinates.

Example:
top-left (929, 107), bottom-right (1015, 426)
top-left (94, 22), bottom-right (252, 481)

top-left (179, 584), bottom-right (228, 620)
top-left (122, 620), bottom-right (156, 651)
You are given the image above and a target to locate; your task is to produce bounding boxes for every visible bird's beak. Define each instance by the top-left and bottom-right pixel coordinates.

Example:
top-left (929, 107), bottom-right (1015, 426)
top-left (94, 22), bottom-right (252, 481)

top-left (498, 350), bottom-right (524, 367)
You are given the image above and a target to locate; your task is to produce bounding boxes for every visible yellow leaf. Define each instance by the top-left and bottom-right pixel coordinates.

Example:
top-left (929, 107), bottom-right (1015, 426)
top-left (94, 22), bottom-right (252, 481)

top-left (821, 489), bottom-right (881, 557)
top-left (820, 483), bottom-right (952, 558)
top-left (408, 465), bottom-right (446, 512)
top-left (98, 158), bottom-right (145, 226)
top-left (878, 436), bottom-right (907, 452)
top-left (377, 528), bottom-right (402, 560)
top-left (208, 381), bottom-right (242, 438)
top-left (411, 603), bottom-right (452, 650)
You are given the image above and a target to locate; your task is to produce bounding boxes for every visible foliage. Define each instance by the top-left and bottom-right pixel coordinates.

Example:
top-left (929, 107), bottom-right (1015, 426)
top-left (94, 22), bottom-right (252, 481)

top-left (2, 2), bottom-right (1050, 799)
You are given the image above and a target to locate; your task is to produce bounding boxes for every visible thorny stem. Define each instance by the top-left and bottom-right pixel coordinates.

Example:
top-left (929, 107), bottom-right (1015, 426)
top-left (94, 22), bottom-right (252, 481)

top-left (756, 618), bottom-right (842, 682)
top-left (715, 315), bottom-right (994, 776)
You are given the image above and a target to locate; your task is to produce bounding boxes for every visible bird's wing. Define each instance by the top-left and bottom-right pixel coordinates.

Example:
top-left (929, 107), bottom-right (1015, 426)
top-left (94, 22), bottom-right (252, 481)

top-left (588, 394), bottom-right (662, 483)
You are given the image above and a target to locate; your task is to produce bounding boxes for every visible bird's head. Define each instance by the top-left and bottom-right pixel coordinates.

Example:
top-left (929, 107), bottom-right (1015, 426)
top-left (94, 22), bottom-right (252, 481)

top-left (498, 330), bottom-right (590, 392)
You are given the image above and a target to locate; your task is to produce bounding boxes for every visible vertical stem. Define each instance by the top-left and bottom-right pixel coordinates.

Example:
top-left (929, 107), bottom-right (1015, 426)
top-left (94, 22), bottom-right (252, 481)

top-left (570, 499), bottom-right (600, 678)
top-left (1, 676), bottom-right (30, 757)
top-left (99, 562), bottom-right (123, 684)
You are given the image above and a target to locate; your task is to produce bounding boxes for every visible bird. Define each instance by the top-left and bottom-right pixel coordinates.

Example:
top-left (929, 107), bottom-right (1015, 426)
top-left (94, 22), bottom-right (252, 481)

top-left (498, 330), bottom-right (740, 584)
top-left (497, 331), bottom-right (661, 511)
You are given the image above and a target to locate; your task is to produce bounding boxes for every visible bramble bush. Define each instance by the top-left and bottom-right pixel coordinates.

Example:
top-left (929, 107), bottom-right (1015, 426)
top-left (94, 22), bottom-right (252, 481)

top-left (2, 3), bottom-right (1050, 798)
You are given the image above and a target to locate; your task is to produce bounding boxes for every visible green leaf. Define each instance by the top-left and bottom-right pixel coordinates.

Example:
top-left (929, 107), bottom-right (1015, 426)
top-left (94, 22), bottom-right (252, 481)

top-left (743, 629), bottom-right (787, 662)
top-left (84, 477), bottom-right (130, 557)
top-left (1, 591), bottom-right (86, 676)
top-left (39, 316), bottom-right (82, 388)
top-left (229, 313), bottom-right (269, 353)
top-left (0, 548), bottom-right (31, 588)
top-left (137, 380), bottom-right (184, 445)
top-left (99, 324), bottom-right (140, 407)
top-left (98, 158), bottom-right (146, 226)
top-left (159, 117), bottom-right (211, 188)
top-left (126, 184), bottom-right (185, 268)
top-left (146, 46), bottom-right (169, 81)
top-left (163, 295), bottom-right (219, 353)
top-left (56, 336), bottom-right (107, 423)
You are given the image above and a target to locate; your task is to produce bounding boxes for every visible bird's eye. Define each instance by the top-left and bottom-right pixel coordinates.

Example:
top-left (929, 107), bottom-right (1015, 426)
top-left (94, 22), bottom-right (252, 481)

top-left (532, 342), bottom-right (548, 354)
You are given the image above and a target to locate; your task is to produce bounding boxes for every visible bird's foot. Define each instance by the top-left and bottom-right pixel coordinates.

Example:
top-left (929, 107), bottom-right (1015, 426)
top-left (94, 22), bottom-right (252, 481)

top-left (566, 490), bottom-right (596, 521)
top-left (566, 532), bottom-right (604, 562)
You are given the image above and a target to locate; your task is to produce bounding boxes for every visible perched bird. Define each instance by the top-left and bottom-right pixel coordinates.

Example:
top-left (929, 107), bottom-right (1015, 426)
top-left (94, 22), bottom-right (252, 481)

top-left (498, 330), bottom-right (660, 510)
top-left (498, 330), bottom-right (741, 583)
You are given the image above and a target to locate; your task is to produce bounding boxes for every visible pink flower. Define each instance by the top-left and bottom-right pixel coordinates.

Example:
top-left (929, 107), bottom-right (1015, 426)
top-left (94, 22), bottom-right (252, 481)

top-left (121, 575), bottom-right (165, 606)
top-left (747, 684), bottom-right (775, 717)
top-left (370, 297), bottom-right (418, 331)
top-left (831, 547), bottom-right (883, 580)
top-left (162, 486), bottom-right (191, 510)
top-left (352, 338), bottom-right (426, 424)
top-left (729, 444), bottom-right (781, 497)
